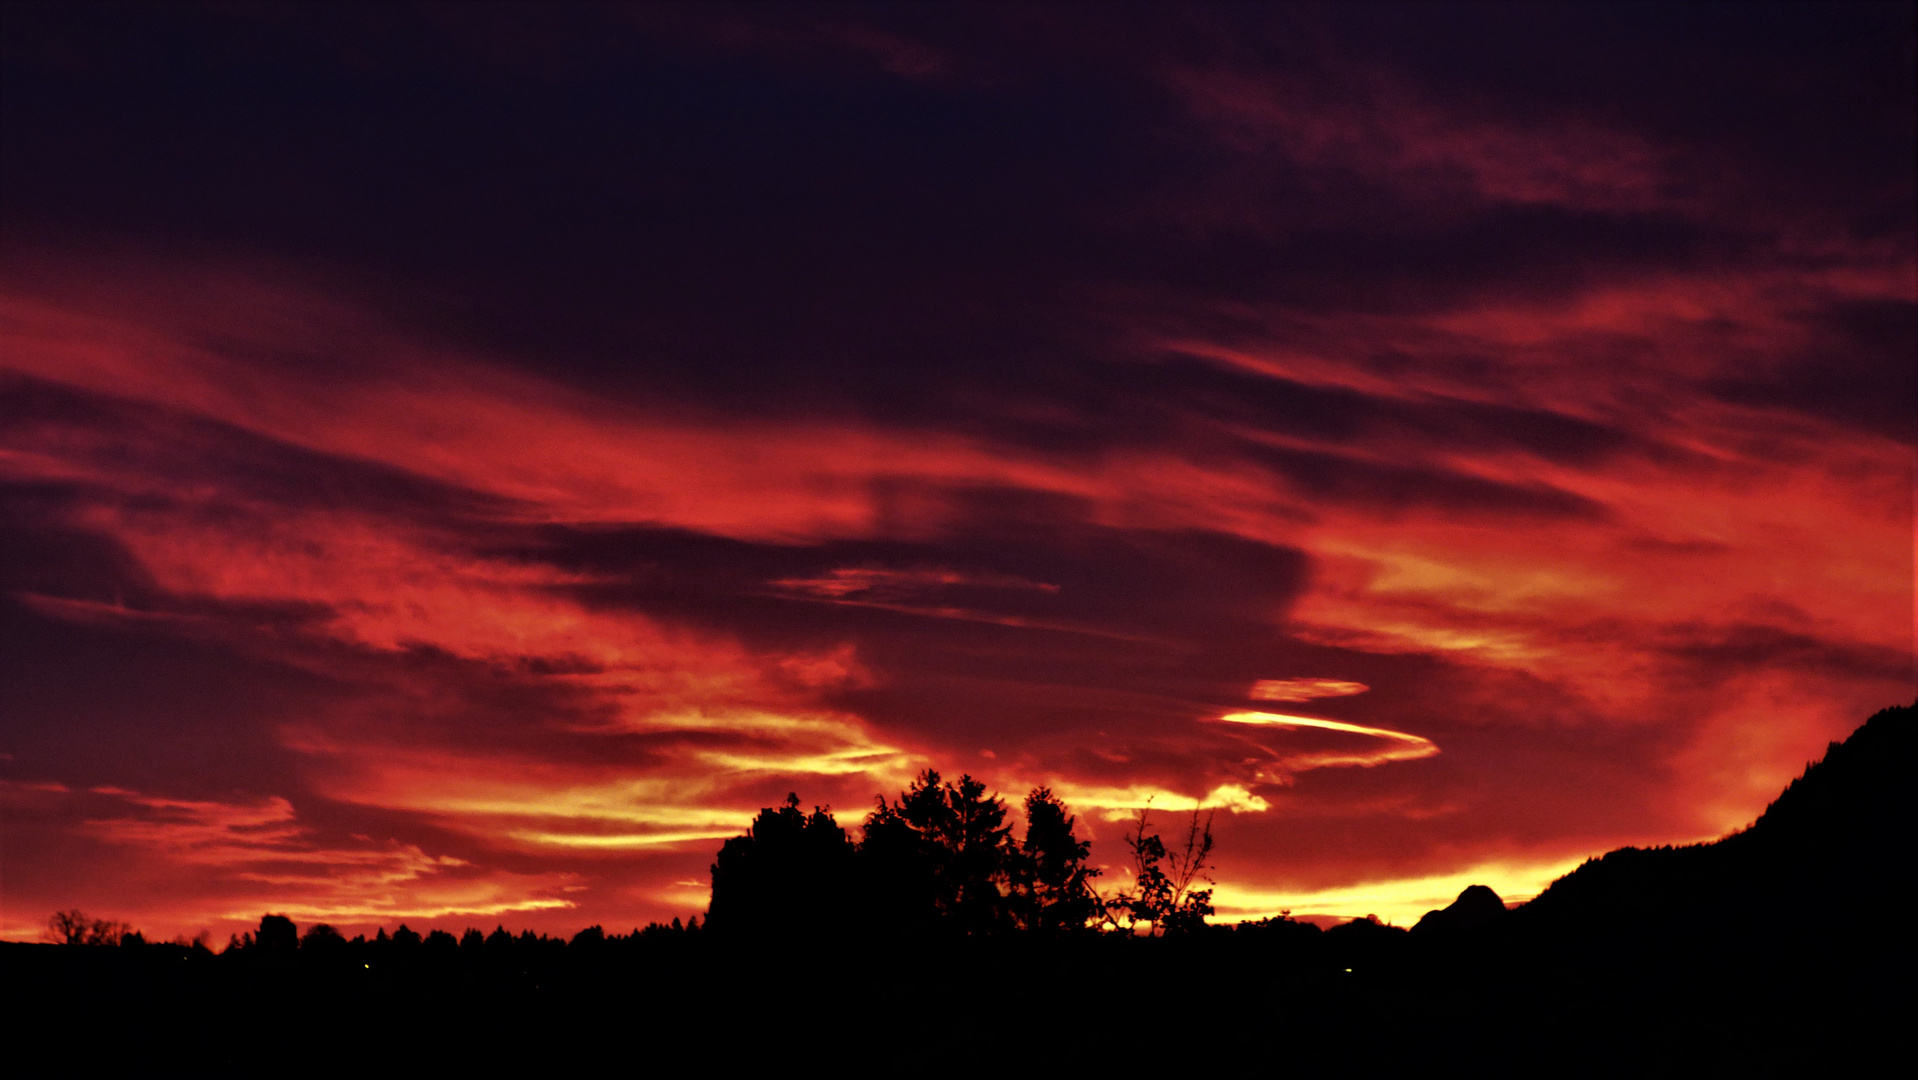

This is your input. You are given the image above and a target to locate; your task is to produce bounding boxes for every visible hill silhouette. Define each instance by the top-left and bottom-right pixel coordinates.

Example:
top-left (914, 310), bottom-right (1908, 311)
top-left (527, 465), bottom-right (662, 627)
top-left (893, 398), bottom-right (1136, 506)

top-left (1451, 701), bottom-right (1916, 1071)
top-left (1412, 882), bottom-right (1508, 937)
top-left (1516, 701), bottom-right (1912, 935)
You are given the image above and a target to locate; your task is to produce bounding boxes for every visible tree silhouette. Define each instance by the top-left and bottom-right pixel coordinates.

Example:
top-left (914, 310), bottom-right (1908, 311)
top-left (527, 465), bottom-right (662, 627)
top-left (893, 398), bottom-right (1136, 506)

top-left (863, 770), bottom-right (1019, 935)
top-left (1014, 787), bottom-right (1101, 932)
top-left (709, 775), bottom-right (1103, 937)
top-left (257, 914), bottom-right (298, 954)
top-left (48, 909), bottom-right (135, 946)
top-left (301, 923), bottom-right (347, 954)
top-left (856, 787), bottom-right (940, 933)
top-left (1108, 806), bottom-right (1215, 935)
top-left (424, 928), bottom-right (459, 958)
top-left (707, 793), bottom-right (857, 936)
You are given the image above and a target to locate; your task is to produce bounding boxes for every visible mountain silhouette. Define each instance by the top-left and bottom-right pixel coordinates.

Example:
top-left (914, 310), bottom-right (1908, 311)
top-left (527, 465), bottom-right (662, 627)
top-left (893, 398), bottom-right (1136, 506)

top-left (1404, 701), bottom-right (1915, 940)
top-left (1516, 700), bottom-right (1913, 934)
top-left (1372, 703), bottom-right (1916, 1071)
top-left (1411, 883), bottom-right (1507, 937)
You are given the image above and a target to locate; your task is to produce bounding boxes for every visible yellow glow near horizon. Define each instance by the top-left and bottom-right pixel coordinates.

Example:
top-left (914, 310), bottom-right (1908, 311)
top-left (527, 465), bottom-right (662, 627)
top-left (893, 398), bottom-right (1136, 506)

top-left (505, 829), bottom-right (743, 850)
top-left (221, 897), bottom-right (577, 924)
top-left (1210, 854), bottom-right (1592, 927)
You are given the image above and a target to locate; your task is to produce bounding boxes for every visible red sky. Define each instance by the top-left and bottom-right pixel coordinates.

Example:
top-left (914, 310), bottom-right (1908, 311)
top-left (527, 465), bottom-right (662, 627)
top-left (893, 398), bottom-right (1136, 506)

top-left (2, 2), bottom-right (1912, 940)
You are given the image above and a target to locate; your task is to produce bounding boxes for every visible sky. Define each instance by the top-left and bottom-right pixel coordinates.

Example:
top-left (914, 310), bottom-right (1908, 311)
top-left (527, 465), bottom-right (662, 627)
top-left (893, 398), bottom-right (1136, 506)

top-left (1, 2), bottom-right (1912, 941)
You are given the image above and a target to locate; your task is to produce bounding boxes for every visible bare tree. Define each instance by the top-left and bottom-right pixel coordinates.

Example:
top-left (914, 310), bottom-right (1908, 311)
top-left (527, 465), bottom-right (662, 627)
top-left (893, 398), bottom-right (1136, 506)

top-left (48, 909), bottom-right (134, 946)
top-left (1105, 805), bottom-right (1216, 935)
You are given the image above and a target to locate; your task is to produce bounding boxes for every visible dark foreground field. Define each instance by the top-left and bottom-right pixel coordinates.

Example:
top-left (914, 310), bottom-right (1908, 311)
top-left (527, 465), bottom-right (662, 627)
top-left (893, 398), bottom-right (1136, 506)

top-left (5, 916), bottom-right (1900, 1073)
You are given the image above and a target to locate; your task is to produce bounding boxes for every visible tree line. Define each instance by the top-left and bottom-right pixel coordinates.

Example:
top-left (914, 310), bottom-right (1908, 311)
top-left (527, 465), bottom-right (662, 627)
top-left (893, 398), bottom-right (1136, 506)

top-left (708, 769), bottom-right (1216, 937)
top-left (44, 770), bottom-right (1217, 951)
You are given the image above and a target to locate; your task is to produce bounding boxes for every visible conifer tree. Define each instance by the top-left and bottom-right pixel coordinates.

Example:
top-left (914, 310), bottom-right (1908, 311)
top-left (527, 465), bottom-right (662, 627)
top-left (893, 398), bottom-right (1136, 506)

top-left (1015, 787), bottom-right (1101, 932)
top-left (862, 770), bottom-right (1019, 934)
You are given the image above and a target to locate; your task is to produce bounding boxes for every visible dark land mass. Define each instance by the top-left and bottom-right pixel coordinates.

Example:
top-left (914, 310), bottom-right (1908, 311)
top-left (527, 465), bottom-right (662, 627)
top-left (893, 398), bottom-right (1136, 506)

top-left (7, 703), bottom-right (1911, 1073)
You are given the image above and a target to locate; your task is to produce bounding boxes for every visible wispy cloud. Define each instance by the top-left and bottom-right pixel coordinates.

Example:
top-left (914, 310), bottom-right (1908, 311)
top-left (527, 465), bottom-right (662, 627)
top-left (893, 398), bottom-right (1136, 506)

top-left (1249, 678), bottom-right (1370, 702)
top-left (60, 785), bottom-right (577, 935)
top-left (1216, 711), bottom-right (1439, 770)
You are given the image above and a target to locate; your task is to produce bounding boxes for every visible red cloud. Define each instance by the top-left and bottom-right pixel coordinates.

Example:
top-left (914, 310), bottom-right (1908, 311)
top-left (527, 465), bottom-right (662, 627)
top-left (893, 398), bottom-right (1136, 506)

top-left (4, 783), bottom-right (578, 940)
top-left (1169, 66), bottom-right (1668, 216)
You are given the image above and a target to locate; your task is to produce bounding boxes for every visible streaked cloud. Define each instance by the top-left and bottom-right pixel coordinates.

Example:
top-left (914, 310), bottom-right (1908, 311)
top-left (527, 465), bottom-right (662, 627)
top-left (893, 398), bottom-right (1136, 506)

top-left (1049, 782), bottom-right (1272, 822)
top-left (1250, 678), bottom-right (1370, 703)
top-left (46, 785), bottom-right (577, 937)
top-left (1172, 66), bottom-right (1668, 215)
top-left (1216, 711), bottom-right (1440, 770)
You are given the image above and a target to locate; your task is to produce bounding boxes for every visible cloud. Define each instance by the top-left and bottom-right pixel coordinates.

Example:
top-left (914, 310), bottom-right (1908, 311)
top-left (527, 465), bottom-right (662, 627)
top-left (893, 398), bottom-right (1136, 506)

top-left (1215, 711), bottom-right (1439, 770)
top-left (1250, 678), bottom-right (1370, 702)
top-left (55, 785), bottom-right (577, 935)
top-left (771, 566), bottom-right (1061, 600)
top-left (1171, 66), bottom-right (1668, 216)
top-left (1049, 782), bottom-right (1271, 822)
top-left (286, 717), bottom-right (920, 856)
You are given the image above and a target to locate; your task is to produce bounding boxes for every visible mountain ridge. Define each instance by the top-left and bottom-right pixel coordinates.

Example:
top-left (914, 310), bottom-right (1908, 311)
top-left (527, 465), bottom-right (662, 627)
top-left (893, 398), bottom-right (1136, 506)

top-left (1502, 700), bottom-right (1913, 932)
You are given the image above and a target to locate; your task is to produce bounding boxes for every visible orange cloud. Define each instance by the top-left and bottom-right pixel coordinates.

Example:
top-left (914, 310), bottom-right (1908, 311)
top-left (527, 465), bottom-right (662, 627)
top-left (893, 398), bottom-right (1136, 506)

top-left (1047, 781), bottom-right (1272, 822)
top-left (287, 717), bottom-right (920, 856)
top-left (1250, 678), bottom-right (1370, 702)
top-left (1216, 711), bottom-right (1440, 770)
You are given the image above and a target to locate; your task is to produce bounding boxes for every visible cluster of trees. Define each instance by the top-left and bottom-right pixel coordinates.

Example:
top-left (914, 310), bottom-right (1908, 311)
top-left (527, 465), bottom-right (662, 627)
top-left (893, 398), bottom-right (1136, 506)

top-left (43, 907), bottom-right (707, 974)
top-left (48, 909), bottom-right (142, 947)
top-left (224, 913), bottom-right (702, 969)
top-left (708, 769), bottom-right (1216, 937)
